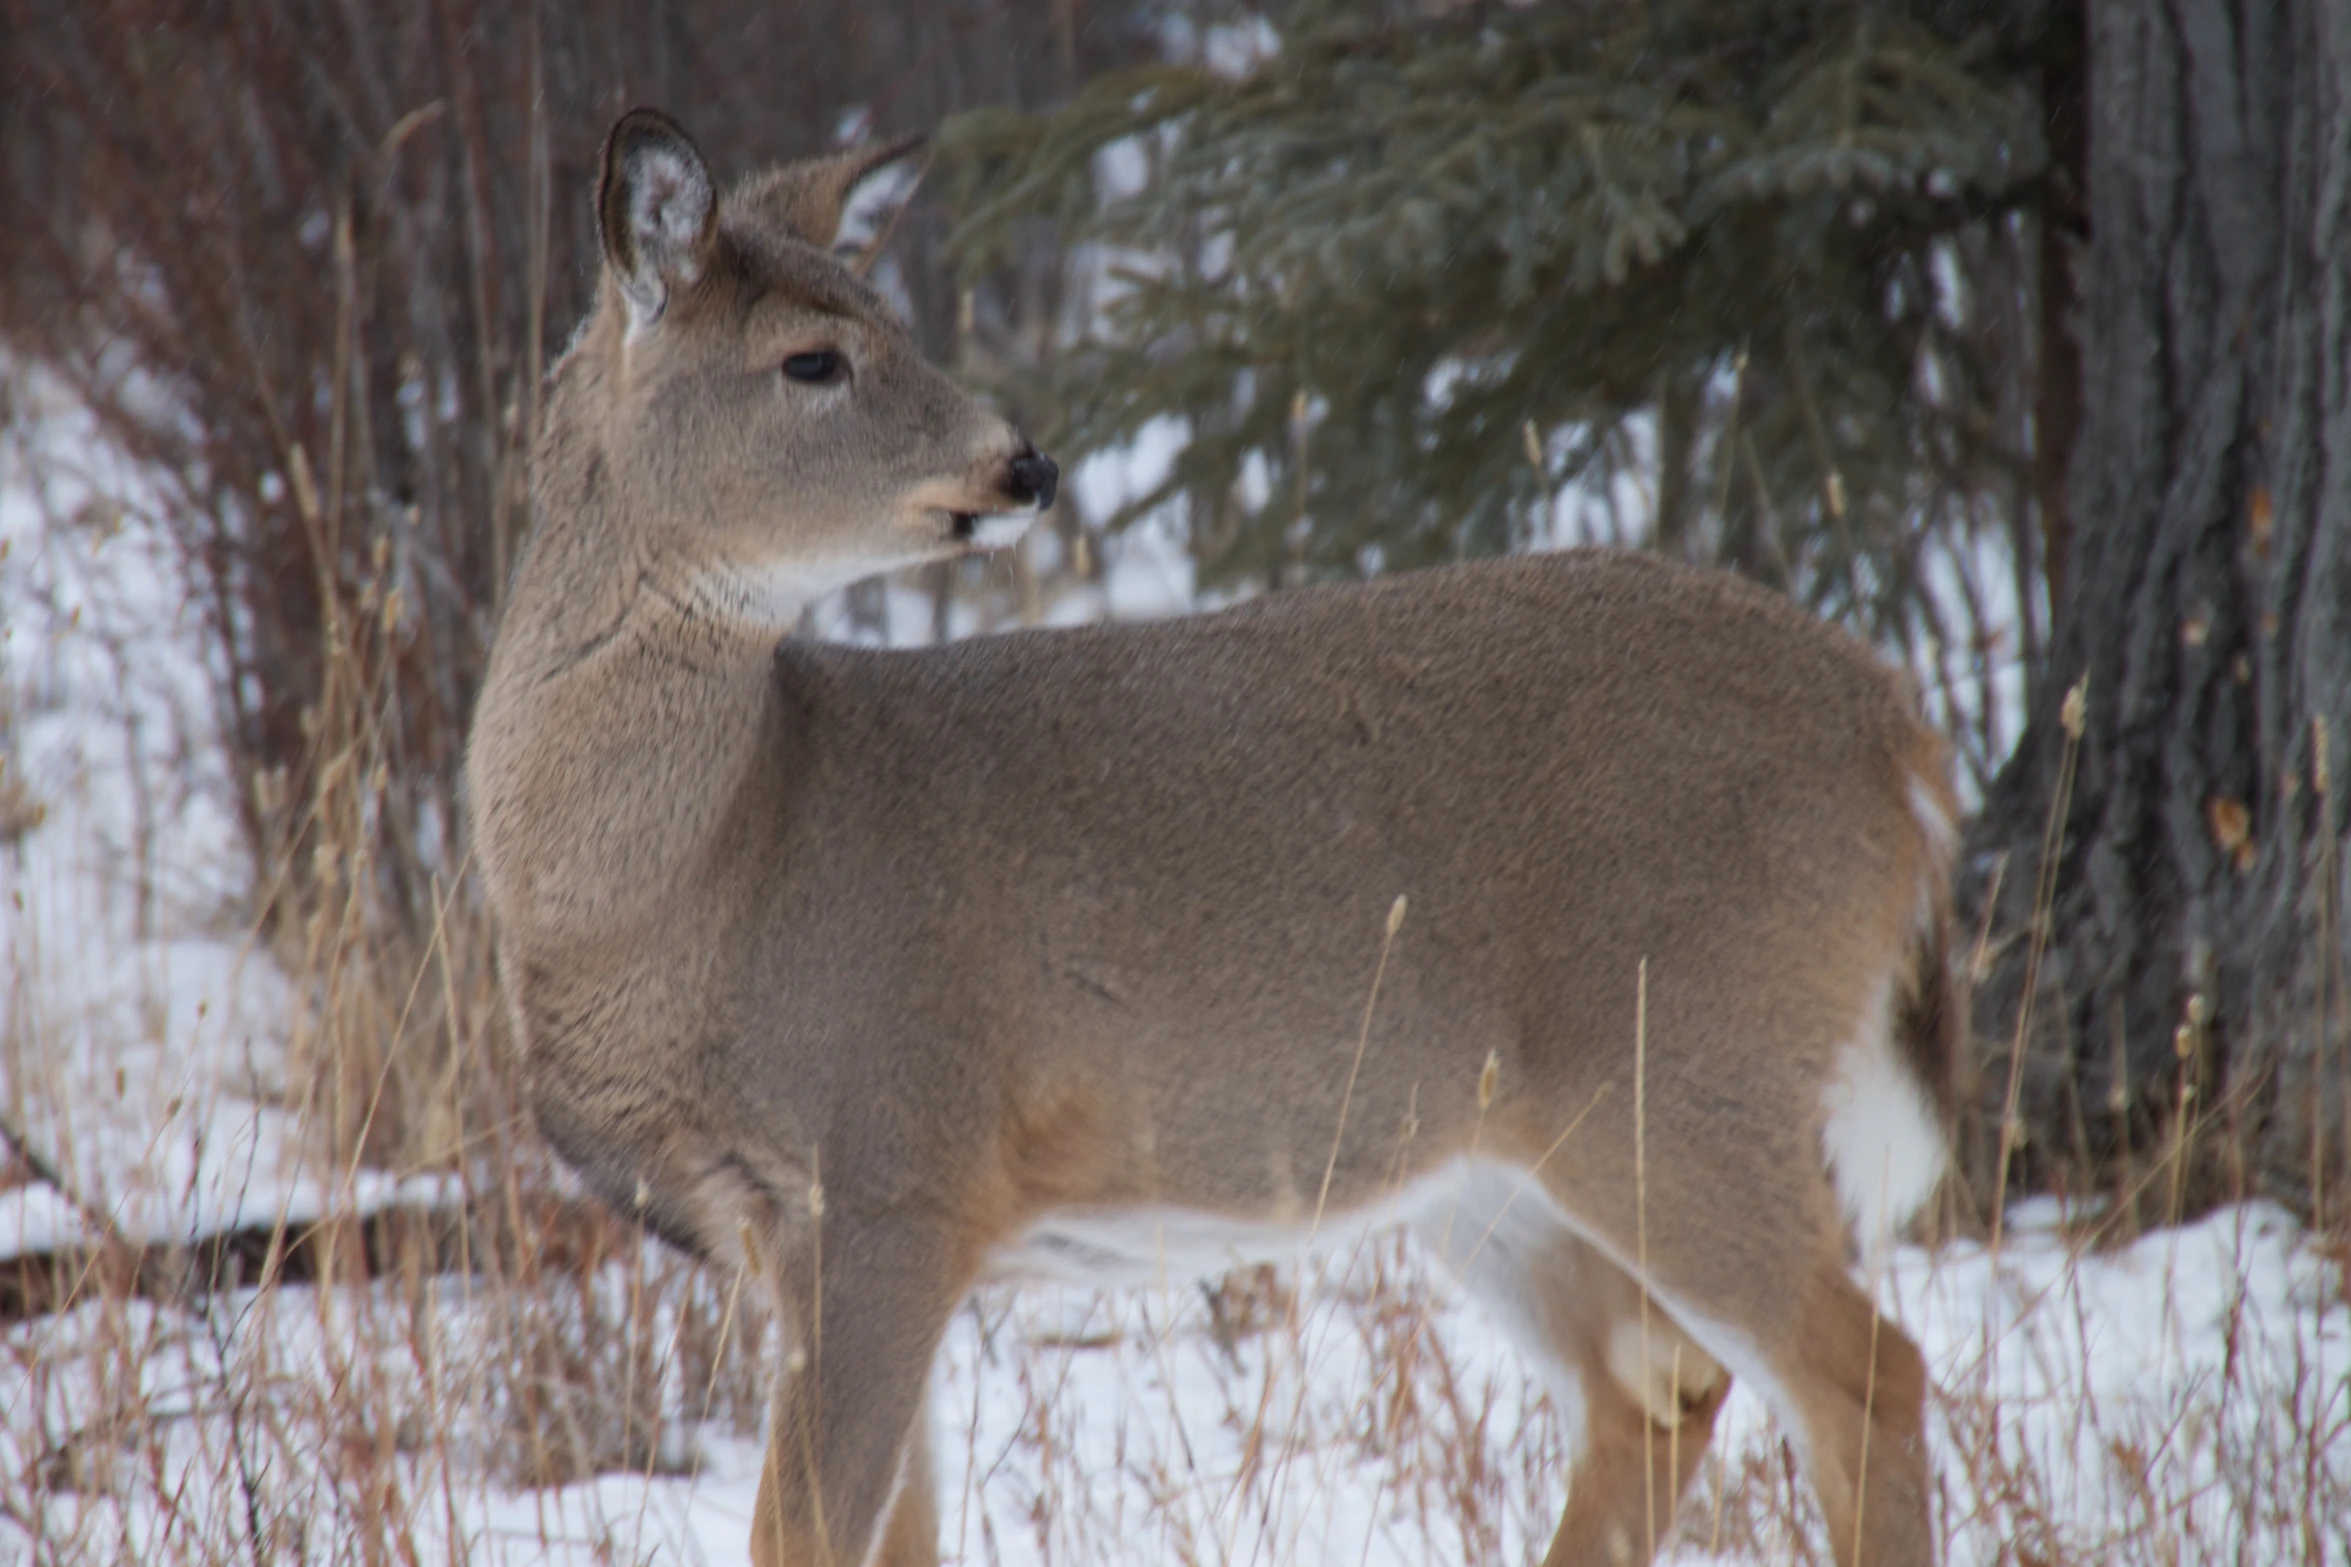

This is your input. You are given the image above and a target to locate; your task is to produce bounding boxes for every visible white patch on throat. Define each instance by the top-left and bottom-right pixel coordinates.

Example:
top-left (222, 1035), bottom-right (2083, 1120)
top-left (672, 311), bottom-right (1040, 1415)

top-left (685, 513), bottom-right (1033, 637)
top-left (1818, 979), bottom-right (1948, 1260)
top-left (966, 512), bottom-right (1034, 551)
top-left (693, 556), bottom-right (904, 635)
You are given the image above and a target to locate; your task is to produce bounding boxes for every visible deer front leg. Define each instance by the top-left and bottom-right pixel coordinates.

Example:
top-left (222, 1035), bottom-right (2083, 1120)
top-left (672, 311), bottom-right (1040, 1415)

top-left (871, 1397), bottom-right (939, 1567)
top-left (749, 1219), bottom-right (957, 1567)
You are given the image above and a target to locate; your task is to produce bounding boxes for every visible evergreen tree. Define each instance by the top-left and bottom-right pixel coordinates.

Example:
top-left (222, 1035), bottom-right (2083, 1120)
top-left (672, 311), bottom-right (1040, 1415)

top-left (947, 0), bottom-right (2055, 782)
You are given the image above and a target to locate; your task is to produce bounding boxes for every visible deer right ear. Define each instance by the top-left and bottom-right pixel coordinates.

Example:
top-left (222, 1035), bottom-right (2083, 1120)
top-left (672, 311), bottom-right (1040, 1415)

top-left (598, 109), bottom-right (717, 332)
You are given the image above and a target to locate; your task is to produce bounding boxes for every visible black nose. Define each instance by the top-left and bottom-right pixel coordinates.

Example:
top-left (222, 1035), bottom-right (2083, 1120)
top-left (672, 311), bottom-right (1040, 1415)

top-left (1007, 447), bottom-right (1059, 511)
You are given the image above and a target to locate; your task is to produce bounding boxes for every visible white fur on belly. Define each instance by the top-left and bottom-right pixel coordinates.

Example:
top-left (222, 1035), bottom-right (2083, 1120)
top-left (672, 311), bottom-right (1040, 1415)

top-left (985, 1156), bottom-right (1548, 1290)
top-left (989, 1157), bottom-right (1603, 1454)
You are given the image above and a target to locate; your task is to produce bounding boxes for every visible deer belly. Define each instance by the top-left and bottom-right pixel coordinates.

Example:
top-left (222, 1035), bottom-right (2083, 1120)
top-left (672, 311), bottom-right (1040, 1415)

top-left (981, 1157), bottom-right (1561, 1289)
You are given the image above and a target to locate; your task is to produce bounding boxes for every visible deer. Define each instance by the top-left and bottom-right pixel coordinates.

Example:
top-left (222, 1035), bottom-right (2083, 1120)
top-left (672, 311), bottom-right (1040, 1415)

top-left (466, 108), bottom-right (1962, 1567)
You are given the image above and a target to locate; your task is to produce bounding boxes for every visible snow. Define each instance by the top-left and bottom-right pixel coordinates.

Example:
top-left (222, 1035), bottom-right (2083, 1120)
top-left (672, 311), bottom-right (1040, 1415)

top-left (6, 1199), bottom-right (2341, 1564)
top-left (1, 367), bottom-right (456, 1267)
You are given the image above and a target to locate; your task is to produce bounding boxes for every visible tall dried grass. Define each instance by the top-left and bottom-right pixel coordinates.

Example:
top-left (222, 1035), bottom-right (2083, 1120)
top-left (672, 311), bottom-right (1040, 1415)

top-left (0, 0), bottom-right (1140, 1175)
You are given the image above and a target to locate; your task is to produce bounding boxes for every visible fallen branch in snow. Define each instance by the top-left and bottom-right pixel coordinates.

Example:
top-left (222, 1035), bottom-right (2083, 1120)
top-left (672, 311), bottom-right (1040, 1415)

top-left (0, 1107), bottom-right (148, 1314)
top-left (0, 1109), bottom-right (127, 1253)
top-left (0, 1175), bottom-right (662, 1324)
top-left (0, 1190), bottom-right (475, 1324)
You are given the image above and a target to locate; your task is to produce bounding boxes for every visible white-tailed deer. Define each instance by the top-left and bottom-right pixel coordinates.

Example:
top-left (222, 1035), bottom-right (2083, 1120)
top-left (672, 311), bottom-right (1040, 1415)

top-left (468, 109), bottom-right (1961, 1567)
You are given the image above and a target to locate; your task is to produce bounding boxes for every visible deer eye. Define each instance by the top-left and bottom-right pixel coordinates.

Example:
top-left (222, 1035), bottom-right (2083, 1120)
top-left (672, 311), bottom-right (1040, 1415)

top-left (782, 349), bottom-right (844, 385)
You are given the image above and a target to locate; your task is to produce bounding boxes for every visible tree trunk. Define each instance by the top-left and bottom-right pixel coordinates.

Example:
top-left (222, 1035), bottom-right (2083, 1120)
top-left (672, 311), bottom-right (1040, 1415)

top-left (1965, 0), bottom-right (2351, 1213)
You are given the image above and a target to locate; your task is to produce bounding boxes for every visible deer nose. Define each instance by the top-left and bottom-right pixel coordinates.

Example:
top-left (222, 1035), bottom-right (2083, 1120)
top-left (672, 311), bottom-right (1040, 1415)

top-left (1007, 446), bottom-right (1059, 511)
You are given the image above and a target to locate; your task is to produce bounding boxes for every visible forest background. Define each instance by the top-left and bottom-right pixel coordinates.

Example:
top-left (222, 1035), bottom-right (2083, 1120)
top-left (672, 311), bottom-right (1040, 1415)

top-left (0, 2), bottom-right (2344, 1562)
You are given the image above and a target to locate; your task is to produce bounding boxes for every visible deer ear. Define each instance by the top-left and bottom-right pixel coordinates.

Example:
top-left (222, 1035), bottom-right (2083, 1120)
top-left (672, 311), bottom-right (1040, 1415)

top-left (736, 133), bottom-right (928, 273)
top-left (830, 135), bottom-right (928, 273)
top-left (598, 109), bottom-right (718, 331)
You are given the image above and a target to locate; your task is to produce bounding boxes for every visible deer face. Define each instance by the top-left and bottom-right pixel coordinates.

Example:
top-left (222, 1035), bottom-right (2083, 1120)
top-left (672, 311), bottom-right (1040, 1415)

top-left (577, 110), bottom-right (1054, 629)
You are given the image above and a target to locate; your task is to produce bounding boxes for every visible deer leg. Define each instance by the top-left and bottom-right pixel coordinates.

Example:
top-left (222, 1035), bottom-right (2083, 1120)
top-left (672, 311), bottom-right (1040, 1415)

top-left (749, 1220), bottom-right (957, 1567)
top-left (1639, 1236), bottom-right (1933, 1567)
top-left (870, 1395), bottom-right (939, 1567)
top-left (1415, 1204), bottom-right (1727, 1567)
top-left (1512, 1095), bottom-right (1935, 1567)
top-left (1533, 1253), bottom-right (1729, 1567)
top-left (1589, 1217), bottom-right (1934, 1567)
top-left (1768, 1257), bottom-right (1933, 1567)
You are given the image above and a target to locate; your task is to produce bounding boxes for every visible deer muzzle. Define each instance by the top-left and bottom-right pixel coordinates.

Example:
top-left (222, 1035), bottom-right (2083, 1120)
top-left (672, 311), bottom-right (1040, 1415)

top-left (1006, 445), bottom-right (1059, 511)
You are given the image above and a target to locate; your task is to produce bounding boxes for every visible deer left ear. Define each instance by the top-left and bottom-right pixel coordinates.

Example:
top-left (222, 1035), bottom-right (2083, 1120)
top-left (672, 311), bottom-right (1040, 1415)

top-left (736, 134), bottom-right (928, 274)
top-left (598, 109), bottom-right (718, 331)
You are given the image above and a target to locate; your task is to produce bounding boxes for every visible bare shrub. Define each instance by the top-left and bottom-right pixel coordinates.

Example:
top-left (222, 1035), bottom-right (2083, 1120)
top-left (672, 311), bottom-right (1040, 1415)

top-left (0, 0), bottom-right (1148, 1171)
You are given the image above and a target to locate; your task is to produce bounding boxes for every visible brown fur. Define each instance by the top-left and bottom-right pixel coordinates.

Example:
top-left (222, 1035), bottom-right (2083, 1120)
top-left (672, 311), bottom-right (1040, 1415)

top-left (468, 110), bottom-right (1960, 1567)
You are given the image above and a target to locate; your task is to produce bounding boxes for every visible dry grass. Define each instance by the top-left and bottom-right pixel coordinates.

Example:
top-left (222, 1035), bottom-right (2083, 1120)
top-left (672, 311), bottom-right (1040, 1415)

top-left (0, 902), bottom-right (775, 1558)
top-left (14, 1193), bottom-right (2341, 1565)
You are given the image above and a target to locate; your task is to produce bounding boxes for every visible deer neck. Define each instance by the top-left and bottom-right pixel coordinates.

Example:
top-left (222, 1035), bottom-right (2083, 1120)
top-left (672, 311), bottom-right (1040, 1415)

top-left (469, 471), bottom-right (798, 963)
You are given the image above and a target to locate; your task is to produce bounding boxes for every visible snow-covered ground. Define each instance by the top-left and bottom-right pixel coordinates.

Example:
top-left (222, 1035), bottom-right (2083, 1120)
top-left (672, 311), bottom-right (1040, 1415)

top-left (2, 381), bottom-right (2345, 1566)
top-left (7, 1200), bottom-right (2344, 1564)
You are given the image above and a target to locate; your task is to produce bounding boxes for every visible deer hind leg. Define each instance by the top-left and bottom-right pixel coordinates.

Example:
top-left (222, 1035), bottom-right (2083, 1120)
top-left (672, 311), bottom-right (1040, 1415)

top-left (1764, 1252), bottom-right (1933, 1567)
top-left (1534, 1252), bottom-right (1729, 1567)
top-left (1413, 1201), bottom-right (1727, 1567)
top-left (748, 1218), bottom-right (957, 1567)
top-left (1629, 1218), bottom-right (1934, 1567)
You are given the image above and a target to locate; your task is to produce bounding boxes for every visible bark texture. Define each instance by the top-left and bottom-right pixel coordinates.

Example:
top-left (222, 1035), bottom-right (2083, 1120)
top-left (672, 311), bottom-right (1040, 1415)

top-left (1967, 0), bottom-right (2351, 1207)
